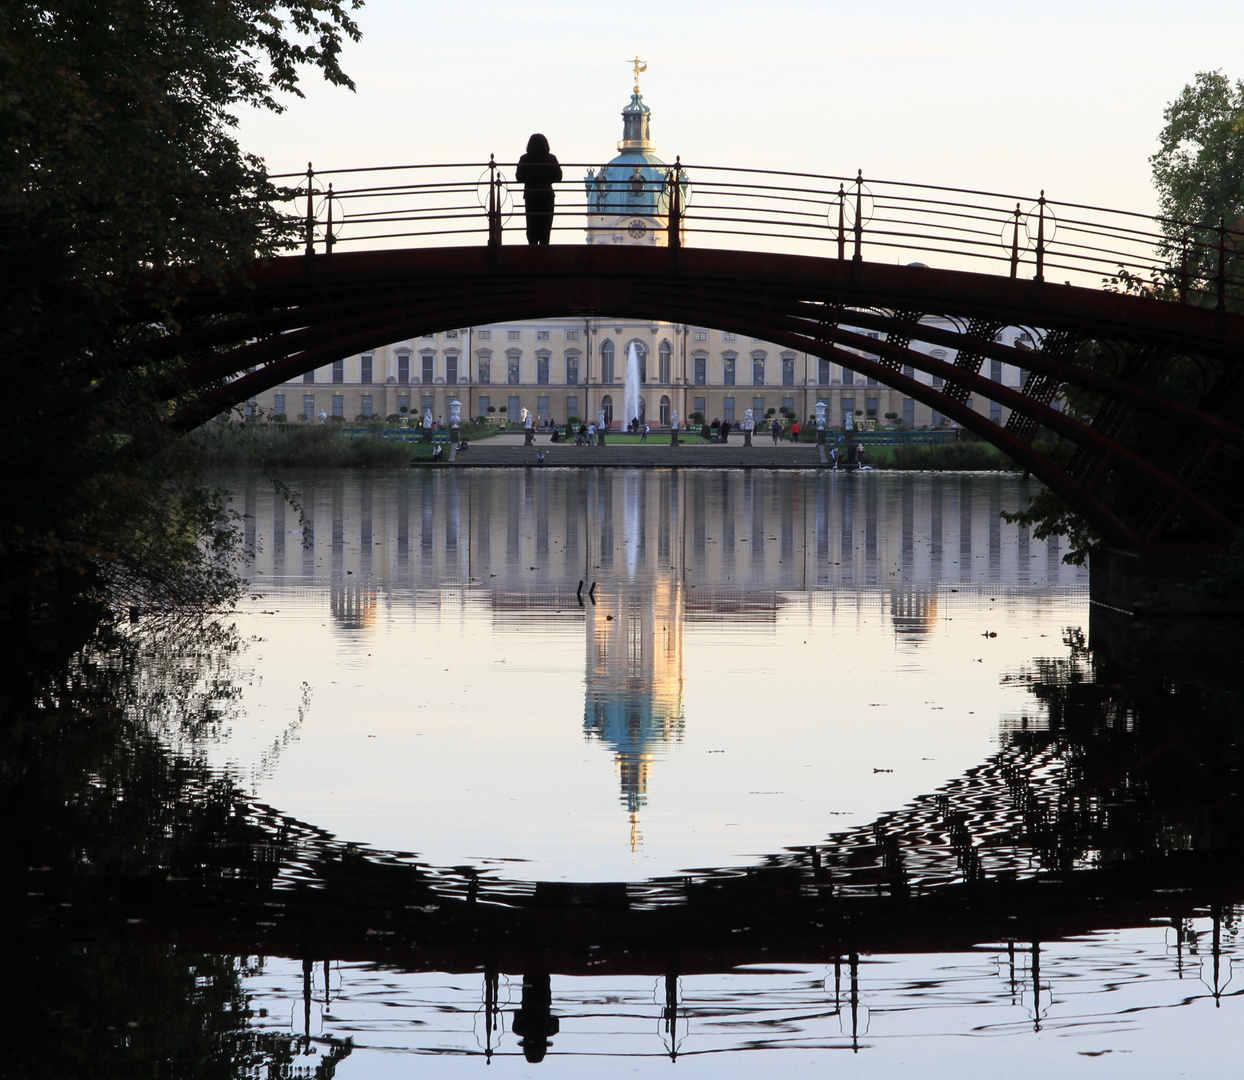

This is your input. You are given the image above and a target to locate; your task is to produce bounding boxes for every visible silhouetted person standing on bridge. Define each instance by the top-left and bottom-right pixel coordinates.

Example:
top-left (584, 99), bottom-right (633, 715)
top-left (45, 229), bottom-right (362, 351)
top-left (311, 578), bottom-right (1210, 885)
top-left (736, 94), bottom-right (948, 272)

top-left (516, 133), bottom-right (562, 245)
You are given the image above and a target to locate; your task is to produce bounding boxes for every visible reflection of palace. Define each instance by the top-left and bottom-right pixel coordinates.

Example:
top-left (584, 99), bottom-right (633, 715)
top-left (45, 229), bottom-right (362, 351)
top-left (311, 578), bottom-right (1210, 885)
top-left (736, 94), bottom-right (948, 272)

top-left (237, 471), bottom-right (1086, 836)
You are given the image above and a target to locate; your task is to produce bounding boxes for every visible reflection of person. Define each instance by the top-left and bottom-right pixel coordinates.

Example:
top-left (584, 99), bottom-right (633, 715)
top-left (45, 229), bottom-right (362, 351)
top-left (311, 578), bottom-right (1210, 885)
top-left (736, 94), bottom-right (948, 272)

top-left (512, 973), bottom-right (560, 1064)
top-left (515, 134), bottom-right (562, 246)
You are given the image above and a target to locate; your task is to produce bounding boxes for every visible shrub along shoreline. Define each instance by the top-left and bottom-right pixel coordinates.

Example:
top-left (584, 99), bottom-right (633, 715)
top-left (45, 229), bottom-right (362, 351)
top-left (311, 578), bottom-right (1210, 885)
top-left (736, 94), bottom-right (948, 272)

top-left (188, 420), bottom-right (495, 468)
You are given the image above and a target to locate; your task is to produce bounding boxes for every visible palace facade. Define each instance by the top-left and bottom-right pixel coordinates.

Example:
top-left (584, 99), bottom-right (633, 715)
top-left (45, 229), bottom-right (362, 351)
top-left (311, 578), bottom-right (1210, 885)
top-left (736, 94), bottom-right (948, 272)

top-left (250, 78), bottom-right (1034, 430)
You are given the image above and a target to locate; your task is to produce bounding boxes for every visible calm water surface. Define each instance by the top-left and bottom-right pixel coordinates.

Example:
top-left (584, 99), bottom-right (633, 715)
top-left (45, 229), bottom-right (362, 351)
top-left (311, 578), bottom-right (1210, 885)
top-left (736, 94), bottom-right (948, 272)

top-left (11, 468), bottom-right (1243, 1079)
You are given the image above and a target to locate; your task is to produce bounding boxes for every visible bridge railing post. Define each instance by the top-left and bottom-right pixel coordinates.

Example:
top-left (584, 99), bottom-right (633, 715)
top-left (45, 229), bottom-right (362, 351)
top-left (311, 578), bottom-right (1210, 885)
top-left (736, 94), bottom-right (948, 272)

top-left (1179, 232), bottom-right (1189, 304)
top-left (1217, 219), bottom-right (1227, 314)
top-left (667, 156), bottom-right (683, 250)
top-left (1010, 202), bottom-right (1021, 279)
top-left (324, 183), bottom-right (334, 256)
top-left (304, 162), bottom-right (315, 258)
top-left (853, 170), bottom-right (864, 263)
top-left (487, 154), bottom-right (501, 248)
top-left (837, 183), bottom-right (846, 261)
top-left (1035, 191), bottom-right (1045, 283)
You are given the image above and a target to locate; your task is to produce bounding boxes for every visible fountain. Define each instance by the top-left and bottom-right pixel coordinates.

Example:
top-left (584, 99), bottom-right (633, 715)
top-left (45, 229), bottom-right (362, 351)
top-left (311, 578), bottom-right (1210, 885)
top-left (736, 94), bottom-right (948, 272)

top-left (624, 342), bottom-right (642, 431)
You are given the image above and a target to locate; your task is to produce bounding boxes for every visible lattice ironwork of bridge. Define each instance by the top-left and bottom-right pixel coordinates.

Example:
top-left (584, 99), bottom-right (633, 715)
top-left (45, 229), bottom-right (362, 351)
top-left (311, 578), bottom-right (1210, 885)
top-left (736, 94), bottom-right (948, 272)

top-left (147, 162), bottom-right (1244, 555)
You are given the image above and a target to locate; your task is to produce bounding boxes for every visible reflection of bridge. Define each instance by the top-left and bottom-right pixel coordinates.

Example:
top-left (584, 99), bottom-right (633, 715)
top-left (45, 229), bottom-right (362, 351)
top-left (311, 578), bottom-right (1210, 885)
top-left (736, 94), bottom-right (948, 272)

top-left (154, 163), bottom-right (1244, 553)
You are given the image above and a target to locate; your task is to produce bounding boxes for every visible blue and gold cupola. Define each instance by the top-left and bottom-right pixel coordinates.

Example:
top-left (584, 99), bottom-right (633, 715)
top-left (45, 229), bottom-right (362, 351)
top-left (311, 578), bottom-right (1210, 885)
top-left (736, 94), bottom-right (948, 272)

top-left (585, 63), bottom-right (688, 244)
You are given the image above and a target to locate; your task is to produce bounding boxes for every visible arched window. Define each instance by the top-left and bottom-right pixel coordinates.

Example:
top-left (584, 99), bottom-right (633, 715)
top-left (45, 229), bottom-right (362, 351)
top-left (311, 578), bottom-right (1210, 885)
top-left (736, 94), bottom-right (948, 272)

top-left (601, 394), bottom-right (614, 425)
top-left (600, 339), bottom-right (615, 384)
top-left (659, 394), bottom-right (671, 426)
top-left (658, 340), bottom-right (672, 383)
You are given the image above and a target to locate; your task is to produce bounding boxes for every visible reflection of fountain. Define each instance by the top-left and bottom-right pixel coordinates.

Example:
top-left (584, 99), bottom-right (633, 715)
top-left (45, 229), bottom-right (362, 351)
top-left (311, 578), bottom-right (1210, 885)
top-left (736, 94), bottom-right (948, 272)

top-left (624, 342), bottom-right (642, 429)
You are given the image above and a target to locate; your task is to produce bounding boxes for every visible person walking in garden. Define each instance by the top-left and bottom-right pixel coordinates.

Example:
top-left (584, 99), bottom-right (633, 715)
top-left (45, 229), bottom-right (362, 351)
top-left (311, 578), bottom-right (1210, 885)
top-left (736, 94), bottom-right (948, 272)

top-left (770, 417), bottom-right (781, 444)
top-left (791, 419), bottom-right (801, 442)
top-left (515, 134), bottom-right (562, 246)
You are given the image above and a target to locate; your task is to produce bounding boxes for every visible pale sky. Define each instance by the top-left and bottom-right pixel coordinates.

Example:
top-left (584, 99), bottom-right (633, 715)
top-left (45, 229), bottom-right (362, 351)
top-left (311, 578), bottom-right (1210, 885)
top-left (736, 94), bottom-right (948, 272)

top-left (238, 0), bottom-right (1244, 215)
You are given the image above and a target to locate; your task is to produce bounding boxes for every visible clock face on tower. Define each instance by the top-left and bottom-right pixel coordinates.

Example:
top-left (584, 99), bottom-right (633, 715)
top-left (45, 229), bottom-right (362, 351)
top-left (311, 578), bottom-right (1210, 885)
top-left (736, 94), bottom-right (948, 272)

top-left (627, 219), bottom-right (648, 239)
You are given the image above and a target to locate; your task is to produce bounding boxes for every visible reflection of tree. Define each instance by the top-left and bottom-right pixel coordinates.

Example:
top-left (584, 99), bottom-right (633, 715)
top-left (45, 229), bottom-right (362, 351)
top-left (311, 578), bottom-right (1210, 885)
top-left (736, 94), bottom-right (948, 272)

top-left (1, 620), bottom-right (352, 1079)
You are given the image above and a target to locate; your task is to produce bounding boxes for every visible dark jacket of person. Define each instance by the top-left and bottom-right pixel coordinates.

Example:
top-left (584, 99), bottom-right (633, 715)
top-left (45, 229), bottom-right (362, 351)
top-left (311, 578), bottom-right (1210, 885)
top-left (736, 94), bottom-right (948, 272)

top-left (516, 134), bottom-right (562, 190)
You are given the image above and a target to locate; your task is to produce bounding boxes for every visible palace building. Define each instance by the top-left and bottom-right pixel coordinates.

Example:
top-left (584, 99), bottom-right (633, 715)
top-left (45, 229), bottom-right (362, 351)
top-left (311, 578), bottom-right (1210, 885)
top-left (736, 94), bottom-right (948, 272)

top-left (250, 72), bottom-right (1033, 430)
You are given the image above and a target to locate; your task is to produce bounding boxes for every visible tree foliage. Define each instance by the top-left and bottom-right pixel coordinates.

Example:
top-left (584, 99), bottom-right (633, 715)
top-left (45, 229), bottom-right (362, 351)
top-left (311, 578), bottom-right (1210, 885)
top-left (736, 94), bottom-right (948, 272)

top-left (1150, 70), bottom-right (1244, 296)
top-left (0, 1), bottom-right (360, 640)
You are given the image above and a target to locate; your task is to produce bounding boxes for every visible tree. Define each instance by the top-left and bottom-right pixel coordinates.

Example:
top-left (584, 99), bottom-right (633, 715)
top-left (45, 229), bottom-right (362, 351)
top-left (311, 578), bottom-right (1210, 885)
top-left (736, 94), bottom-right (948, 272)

top-left (0, 1), bottom-right (361, 644)
top-left (1150, 70), bottom-right (1244, 298)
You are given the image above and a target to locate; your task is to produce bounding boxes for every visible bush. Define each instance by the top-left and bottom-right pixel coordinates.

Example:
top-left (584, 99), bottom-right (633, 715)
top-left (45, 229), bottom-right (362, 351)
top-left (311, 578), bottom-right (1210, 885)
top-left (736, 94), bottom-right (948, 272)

top-left (498, 405), bottom-right (507, 414)
top-left (272, 413), bottom-right (287, 423)
top-left (689, 411), bottom-right (705, 424)
top-left (327, 414), bottom-right (345, 423)
top-left (296, 413), bottom-right (308, 422)
top-left (487, 406), bottom-right (496, 413)
top-left (567, 416), bottom-right (582, 427)
top-left (385, 413), bottom-right (402, 422)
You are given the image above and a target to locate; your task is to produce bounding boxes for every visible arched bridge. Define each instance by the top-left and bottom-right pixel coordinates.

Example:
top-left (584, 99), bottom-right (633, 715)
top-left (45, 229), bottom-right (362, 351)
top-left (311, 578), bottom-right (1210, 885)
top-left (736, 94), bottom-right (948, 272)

top-left (153, 162), bottom-right (1244, 555)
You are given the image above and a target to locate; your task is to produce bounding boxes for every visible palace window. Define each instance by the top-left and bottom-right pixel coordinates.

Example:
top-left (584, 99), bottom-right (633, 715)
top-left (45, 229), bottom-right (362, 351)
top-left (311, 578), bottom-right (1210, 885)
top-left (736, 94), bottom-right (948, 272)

top-left (903, 398), bottom-right (915, 425)
top-left (693, 330), bottom-right (708, 342)
top-left (537, 355), bottom-right (550, 385)
top-left (752, 396), bottom-right (764, 417)
top-left (537, 395), bottom-right (550, 420)
top-left (782, 396), bottom-right (794, 414)
top-left (566, 395), bottom-right (579, 418)
top-left (990, 400), bottom-right (1003, 423)
top-left (302, 394), bottom-right (315, 418)
top-left (273, 394), bottom-right (285, 416)
top-left (723, 332), bottom-right (736, 342)
top-left (693, 396), bottom-right (706, 416)
top-left (566, 355), bottom-right (580, 384)
top-left (361, 395), bottom-right (373, 417)
top-left (508, 330), bottom-right (521, 341)
top-left (478, 395), bottom-right (490, 414)
top-left (397, 394), bottom-right (410, 413)
top-left (818, 358), bottom-right (831, 385)
top-left (332, 395), bottom-right (344, 417)
top-left (902, 363), bottom-right (914, 378)
top-left (396, 354), bottom-right (410, 384)
top-left (723, 357), bottom-right (736, 385)
top-left (752, 357), bottom-right (765, 386)
top-left (723, 396), bottom-right (736, 421)
top-left (842, 368), bottom-right (854, 386)
top-left (446, 330), bottom-right (459, 339)
top-left (866, 397), bottom-right (878, 419)
top-left (566, 330), bottom-right (580, 342)
top-left (658, 340), bottom-right (671, 383)
top-left (600, 340), bottom-right (615, 383)
top-left (782, 356), bottom-right (795, 386)
top-left (507, 354), bottom-right (521, 384)
top-left (478, 329), bottom-right (491, 341)
top-left (991, 358), bottom-right (1003, 382)
top-left (303, 370), bottom-right (315, 384)
top-left (332, 359), bottom-right (345, 384)
top-left (361, 354), bottom-right (373, 384)
top-left (693, 356), bottom-right (706, 385)
top-left (446, 354), bottom-right (459, 384)
top-left (421, 354), bottom-right (434, 384)
top-left (478, 356), bottom-right (491, 384)
top-left (537, 329), bottom-right (550, 341)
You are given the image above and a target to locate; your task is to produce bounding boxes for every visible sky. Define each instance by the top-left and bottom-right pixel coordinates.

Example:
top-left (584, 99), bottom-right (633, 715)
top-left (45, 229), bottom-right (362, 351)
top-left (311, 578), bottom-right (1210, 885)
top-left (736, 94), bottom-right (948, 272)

top-left (237, 0), bottom-right (1244, 216)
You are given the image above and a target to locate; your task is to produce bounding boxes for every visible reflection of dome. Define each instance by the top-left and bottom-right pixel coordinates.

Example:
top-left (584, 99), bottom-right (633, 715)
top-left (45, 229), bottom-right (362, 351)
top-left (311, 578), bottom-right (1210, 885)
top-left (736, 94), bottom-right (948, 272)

top-left (890, 588), bottom-right (938, 636)
top-left (330, 581), bottom-right (378, 630)
top-left (583, 579), bottom-right (685, 825)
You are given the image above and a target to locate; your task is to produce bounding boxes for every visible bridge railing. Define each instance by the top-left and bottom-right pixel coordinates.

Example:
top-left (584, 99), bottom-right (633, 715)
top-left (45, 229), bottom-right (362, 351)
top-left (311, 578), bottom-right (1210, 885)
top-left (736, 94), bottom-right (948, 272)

top-left (267, 161), bottom-right (1244, 309)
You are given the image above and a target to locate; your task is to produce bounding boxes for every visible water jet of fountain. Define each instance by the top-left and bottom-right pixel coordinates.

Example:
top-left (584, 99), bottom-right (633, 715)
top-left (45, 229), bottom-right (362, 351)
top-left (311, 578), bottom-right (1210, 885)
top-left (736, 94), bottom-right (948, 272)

top-left (624, 343), bottom-right (642, 432)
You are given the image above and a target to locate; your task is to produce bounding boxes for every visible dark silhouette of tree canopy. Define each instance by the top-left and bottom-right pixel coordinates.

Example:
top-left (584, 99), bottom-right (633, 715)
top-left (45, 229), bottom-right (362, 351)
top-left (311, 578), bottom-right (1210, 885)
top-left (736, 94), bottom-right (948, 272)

top-left (0, 0), bottom-right (361, 644)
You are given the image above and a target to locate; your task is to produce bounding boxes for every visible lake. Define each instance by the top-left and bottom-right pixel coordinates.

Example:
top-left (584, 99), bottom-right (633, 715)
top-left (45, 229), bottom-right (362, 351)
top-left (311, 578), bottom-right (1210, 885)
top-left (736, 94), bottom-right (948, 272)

top-left (11, 467), bottom-right (1242, 1079)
